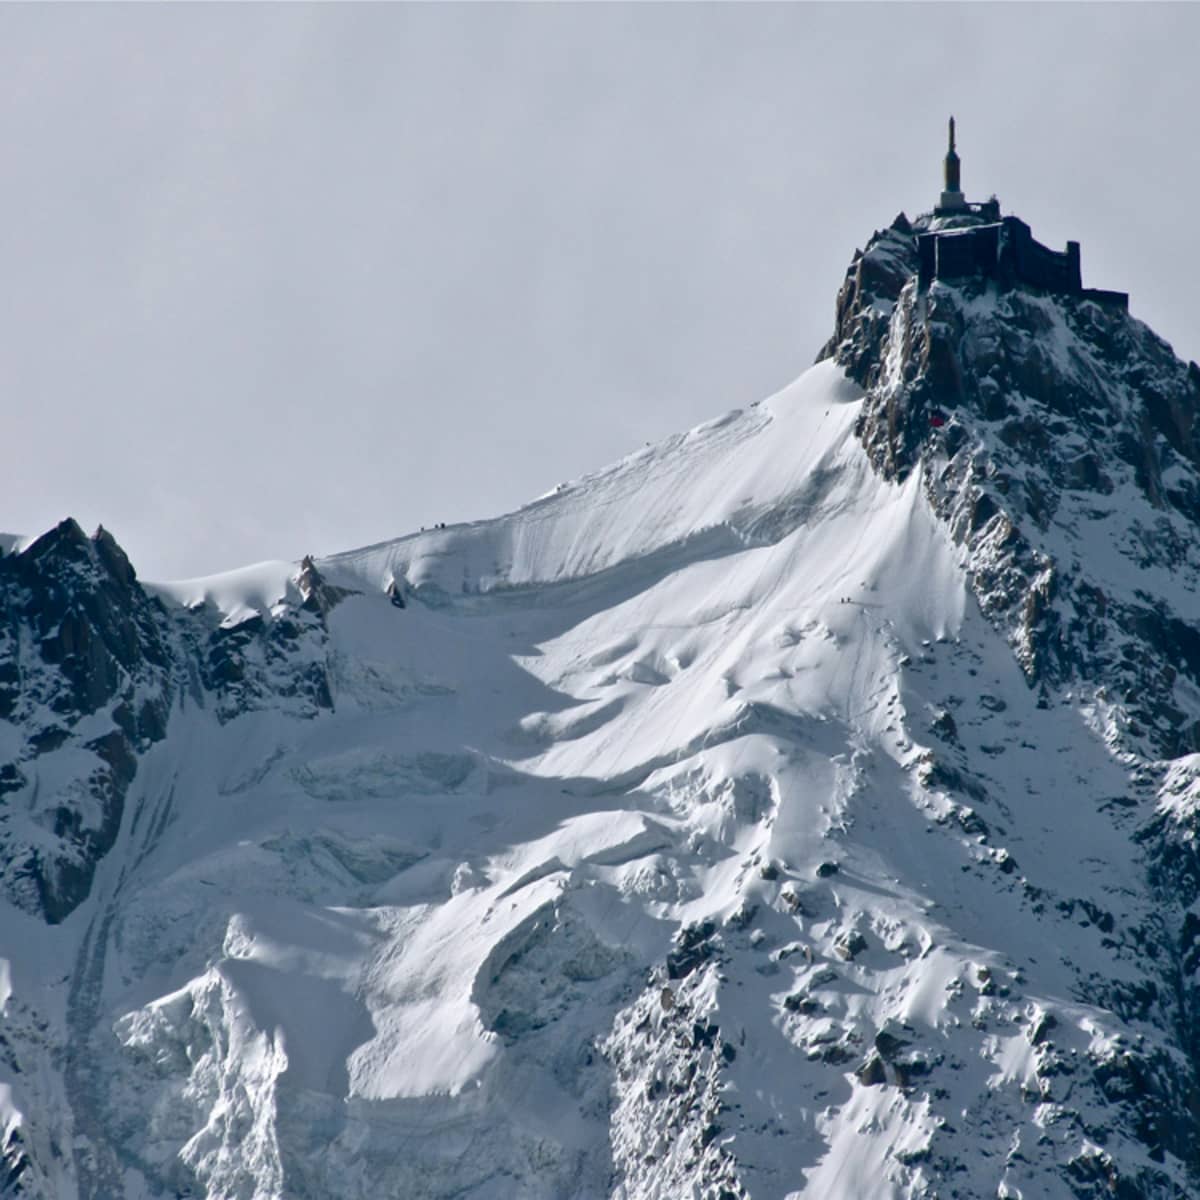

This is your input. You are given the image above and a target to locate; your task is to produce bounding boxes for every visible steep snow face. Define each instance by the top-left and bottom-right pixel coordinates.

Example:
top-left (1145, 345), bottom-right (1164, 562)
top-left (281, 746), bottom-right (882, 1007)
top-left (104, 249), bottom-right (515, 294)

top-left (3, 261), bottom-right (1200, 1199)
top-left (320, 361), bottom-right (869, 596)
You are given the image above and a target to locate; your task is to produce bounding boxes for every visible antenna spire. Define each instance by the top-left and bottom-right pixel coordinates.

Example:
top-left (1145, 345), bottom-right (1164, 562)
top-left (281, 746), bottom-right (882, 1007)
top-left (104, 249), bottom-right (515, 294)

top-left (943, 115), bottom-right (962, 198)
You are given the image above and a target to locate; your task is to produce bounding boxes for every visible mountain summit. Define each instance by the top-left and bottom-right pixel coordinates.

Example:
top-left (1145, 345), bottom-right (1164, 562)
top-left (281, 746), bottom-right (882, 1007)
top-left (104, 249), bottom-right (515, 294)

top-left (3, 139), bottom-right (1200, 1199)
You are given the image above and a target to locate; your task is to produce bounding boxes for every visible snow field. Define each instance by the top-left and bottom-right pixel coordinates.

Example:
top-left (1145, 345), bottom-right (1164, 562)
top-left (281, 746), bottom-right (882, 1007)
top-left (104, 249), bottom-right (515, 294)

top-left (3, 353), bottom-right (1181, 1197)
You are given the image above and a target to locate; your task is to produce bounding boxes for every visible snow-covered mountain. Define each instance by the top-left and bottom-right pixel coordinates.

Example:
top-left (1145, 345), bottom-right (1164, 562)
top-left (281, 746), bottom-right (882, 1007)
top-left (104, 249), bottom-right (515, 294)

top-left (3, 203), bottom-right (1200, 1199)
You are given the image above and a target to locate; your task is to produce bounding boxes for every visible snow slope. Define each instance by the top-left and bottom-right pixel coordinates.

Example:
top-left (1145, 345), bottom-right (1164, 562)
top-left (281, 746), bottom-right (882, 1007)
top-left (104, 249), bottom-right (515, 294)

top-left (1, 346), bottom-right (1194, 1199)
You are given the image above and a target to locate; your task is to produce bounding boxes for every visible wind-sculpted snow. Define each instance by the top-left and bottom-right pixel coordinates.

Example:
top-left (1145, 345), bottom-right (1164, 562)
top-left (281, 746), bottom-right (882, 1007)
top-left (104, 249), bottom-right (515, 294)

top-left (3, 243), bottom-right (1200, 1198)
top-left (319, 361), bottom-right (866, 599)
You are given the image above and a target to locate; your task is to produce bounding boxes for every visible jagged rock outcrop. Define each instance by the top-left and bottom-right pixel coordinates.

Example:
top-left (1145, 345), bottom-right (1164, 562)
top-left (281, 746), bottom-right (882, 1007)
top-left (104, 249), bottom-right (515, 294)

top-left (0, 520), bottom-right (174, 922)
top-left (189, 602), bottom-right (333, 724)
top-left (0, 527), bottom-right (342, 924)
top-left (297, 555), bottom-right (356, 618)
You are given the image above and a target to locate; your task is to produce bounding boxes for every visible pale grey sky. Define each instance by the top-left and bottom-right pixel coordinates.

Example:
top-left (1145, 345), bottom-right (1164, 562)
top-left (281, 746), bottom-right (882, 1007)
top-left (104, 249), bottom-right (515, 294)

top-left (3, 4), bottom-right (1197, 580)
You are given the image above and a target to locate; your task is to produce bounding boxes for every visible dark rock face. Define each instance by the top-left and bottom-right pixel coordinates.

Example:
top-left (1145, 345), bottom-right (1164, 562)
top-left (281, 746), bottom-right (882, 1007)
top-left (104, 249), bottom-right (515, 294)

top-left (0, 521), bottom-right (174, 923)
top-left (0, 522), bottom-right (171, 733)
top-left (819, 213), bottom-right (918, 396)
top-left (172, 555), bottom-right (340, 726)
top-left (192, 604), bottom-right (333, 723)
top-left (1139, 772), bottom-right (1200, 1187)
top-left (822, 212), bottom-right (1200, 1195)
top-left (666, 920), bottom-right (718, 980)
top-left (0, 525), bottom-right (339, 923)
